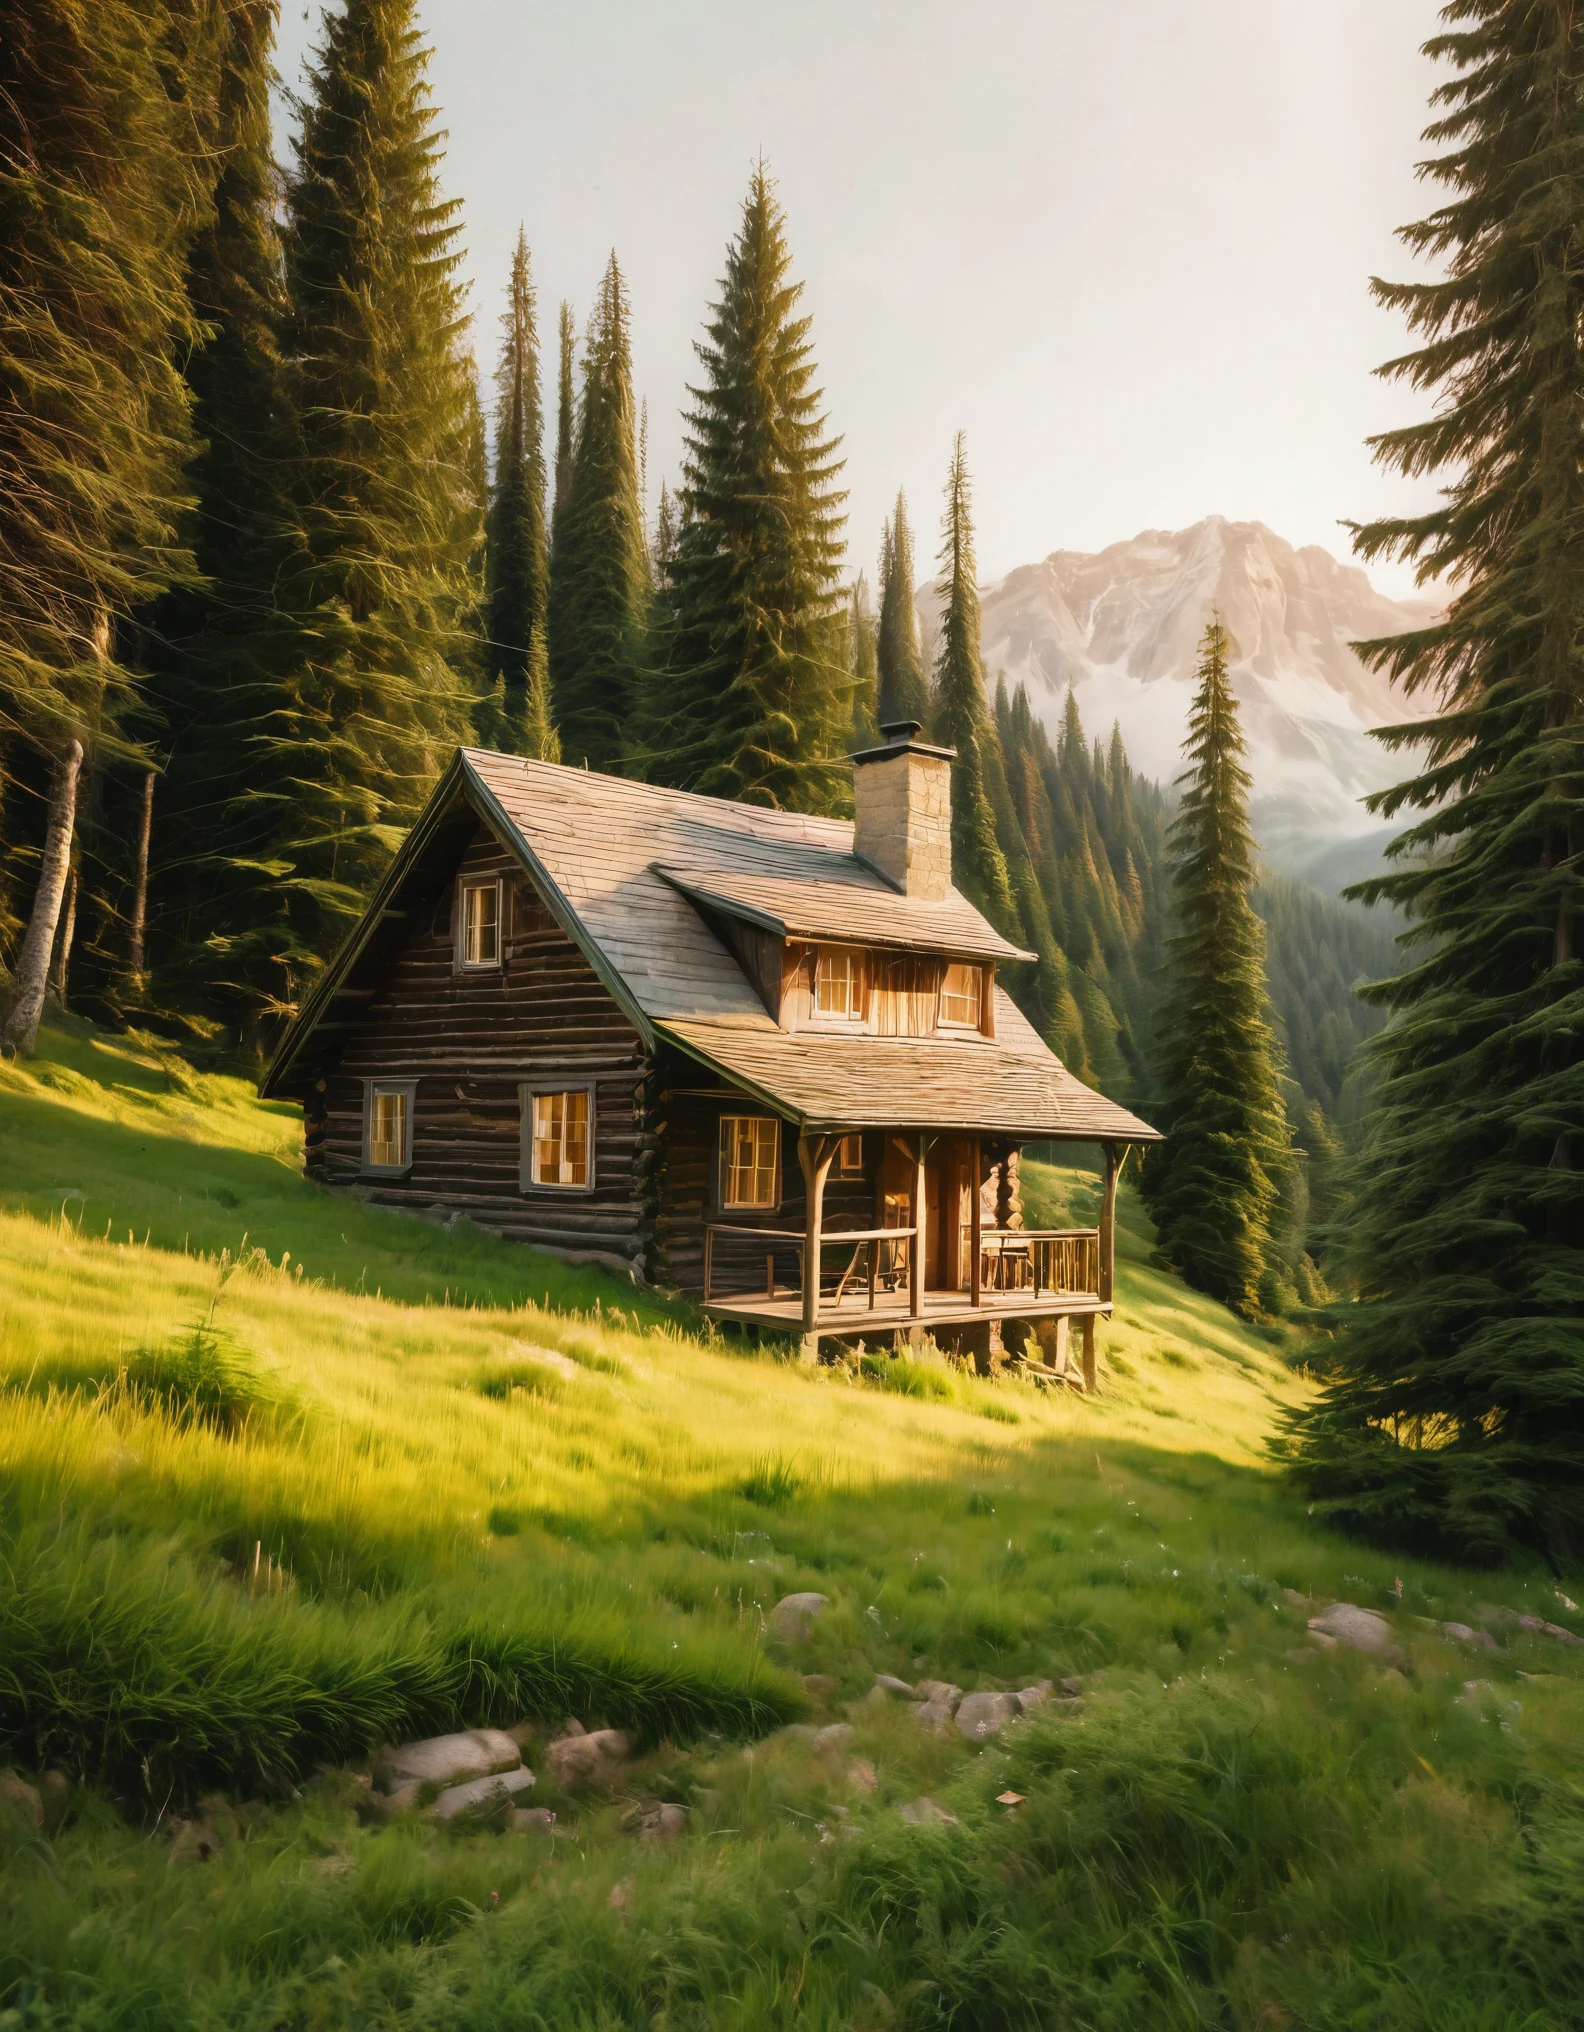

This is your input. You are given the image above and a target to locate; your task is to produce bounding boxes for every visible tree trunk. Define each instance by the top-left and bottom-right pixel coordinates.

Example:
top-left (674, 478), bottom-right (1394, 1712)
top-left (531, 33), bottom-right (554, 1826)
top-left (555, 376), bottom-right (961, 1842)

top-left (128, 767), bottom-right (154, 983)
top-left (2, 739), bottom-right (84, 1057)
top-left (48, 866), bottom-right (78, 1009)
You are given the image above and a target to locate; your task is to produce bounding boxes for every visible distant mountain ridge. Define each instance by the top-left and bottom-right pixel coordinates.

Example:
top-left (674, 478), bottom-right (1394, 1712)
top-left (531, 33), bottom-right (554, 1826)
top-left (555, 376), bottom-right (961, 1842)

top-left (918, 515), bottom-right (1441, 878)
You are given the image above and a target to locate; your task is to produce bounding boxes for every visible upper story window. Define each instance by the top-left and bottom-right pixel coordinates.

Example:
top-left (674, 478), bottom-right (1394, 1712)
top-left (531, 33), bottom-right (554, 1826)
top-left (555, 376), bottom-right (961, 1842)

top-left (813, 946), bottom-right (864, 1021)
top-left (721, 1115), bottom-right (780, 1209)
top-left (458, 877), bottom-right (501, 968)
top-left (523, 1085), bottom-right (591, 1190)
top-left (939, 961), bottom-right (984, 1031)
top-left (835, 1132), bottom-right (864, 1176)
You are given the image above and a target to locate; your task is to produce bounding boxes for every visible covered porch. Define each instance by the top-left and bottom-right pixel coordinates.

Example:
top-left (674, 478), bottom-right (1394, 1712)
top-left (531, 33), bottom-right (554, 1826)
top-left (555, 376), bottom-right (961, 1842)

top-left (701, 1129), bottom-right (1132, 1380)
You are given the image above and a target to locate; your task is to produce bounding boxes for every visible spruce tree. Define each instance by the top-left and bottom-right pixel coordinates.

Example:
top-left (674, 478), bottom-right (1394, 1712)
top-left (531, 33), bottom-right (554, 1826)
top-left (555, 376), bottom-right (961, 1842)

top-left (931, 434), bottom-right (1016, 928)
top-left (1143, 617), bottom-right (1288, 1316)
top-left (1289, 3), bottom-right (1584, 1561)
top-left (484, 228), bottom-right (551, 755)
top-left (551, 299), bottom-right (575, 549)
top-left (251, 0), bottom-right (480, 1033)
top-left (0, 1), bottom-right (208, 1016)
top-left (652, 165), bottom-right (849, 808)
top-left (849, 573), bottom-right (879, 743)
top-left (547, 253), bottom-right (647, 771)
top-left (877, 490), bottom-right (930, 725)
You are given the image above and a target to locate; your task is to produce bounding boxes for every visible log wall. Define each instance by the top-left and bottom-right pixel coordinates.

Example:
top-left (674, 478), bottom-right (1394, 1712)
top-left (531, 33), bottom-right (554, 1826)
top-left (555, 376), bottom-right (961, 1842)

top-left (315, 827), bottom-right (651, 1269)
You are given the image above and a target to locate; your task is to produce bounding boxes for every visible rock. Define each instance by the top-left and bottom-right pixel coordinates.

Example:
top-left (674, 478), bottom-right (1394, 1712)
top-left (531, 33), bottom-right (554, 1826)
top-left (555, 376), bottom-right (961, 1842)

top-left (608, 1877), bottom-right (632, 1912)
top-left (1015, 1680), bottom-right (1055, 1711)
top-left (1283, 1589), bottom-right (1314, 1611)
top-left (813, 1723), bottom-right (854, 1754)
top-left (38, 1770), bottom-right (71, 1833)
top-left (768, 1593), bottom-right (830, 1644)
top-left (553, 1717), bottom-right (587, 1740)
top-left (801, 1673), bottom-right (839, 1703)
top-left (375, 1728), bottom-right (522, 1795)
top-left (898, 1796), bottom-right (958, 1826)
top-left (955, 1691), bottom-right (1023, 1741)
top-left (848, 1759), bottom-right (878, 1792)
top-left (1440, 1621), bottom-right (1497, 1650)
top-left (1541, 1621), bottom-right (1583, 1648)
top-left (628, 1801), bottom-right (689, 1843)
top-left (1056, 1676), bottom-right (1086, 1699)
top-left (0, 1772), bottom-right (43, 1830)
top-left (874, 1674), bottom-right (917, 1699)
top-left (544, 1728), bottom-right (632, 1790)
top-left (381, 1780), bottom-right (424, 1812)
top-left (509, 1805), bottom-right (557, 1834)
top-left (168, 1816), bottom-right (223, 1865)
top-left (913, 1679), bottom-right (959, 1702)
top-left (913, 1682), bottom-right (962, 1729)
top-left (1307, 1603), bottom-right (1407, 1666)
top-left (432, 1766), bottom-right (537, 1822)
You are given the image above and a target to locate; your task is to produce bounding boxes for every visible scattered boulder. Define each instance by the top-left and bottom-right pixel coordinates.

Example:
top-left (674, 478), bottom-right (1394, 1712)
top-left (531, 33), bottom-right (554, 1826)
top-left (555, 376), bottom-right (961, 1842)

top-left (913, 1681), bottom-right (962, 1729)
top-left (0, 1772), bottom-right (43, 1830)
top-left (627, 1800), bottom-right (689, 1844)
top-left (1307, 1603), bottom-right (1407, 1667)
top-left (813, 1723), bottom-right (854, 1755)
top-left (769, 1593), bottom-right (830, 1644)
top-left (801, 1673), bottom-right (839, 1704)
top-left (873, 1674), bottom-right (917, 1699)
top-left (544, 1728), bottom-right (632, 1790)
top-left (898, 1796), bottom-right (958, 1826)
top-left (375, 1728), bottom-right (522, 1796)
top-left (168, 1815), bottom-right (223, 1865)
top-left (38, 1770), bottom-right (71, 1833)
top-left (432, 1766), bottom-right (537, 1822)
top-left (955, 1691), bottom-right (1023, 1741)
top-left (1283, 1589), bottom-right (1315, 1612)
top-left (1440, 1621), bottom-right (1497, 1651)
top-left (1474, 1607), bottom-right (1582, 1646)
top-left (1541, 1620), bottom-right (1583, 1648)
top-left (553, 1717), bottom-right (587, 1740)
top-left (1014, 1680), bottom-right (1056, 1712)
top-left (509, 1805), bottom-right (557, 1835)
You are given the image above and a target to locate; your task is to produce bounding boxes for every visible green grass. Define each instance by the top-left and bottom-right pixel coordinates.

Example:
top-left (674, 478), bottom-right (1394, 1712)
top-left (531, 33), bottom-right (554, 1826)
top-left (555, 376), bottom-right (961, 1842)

top-left (2, 1019), bottom-right (1582, 2029)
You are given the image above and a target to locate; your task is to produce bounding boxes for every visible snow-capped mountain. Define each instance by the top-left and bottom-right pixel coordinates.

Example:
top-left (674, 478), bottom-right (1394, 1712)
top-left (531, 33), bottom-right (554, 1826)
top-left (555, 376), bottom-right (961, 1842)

top-left (918, 516), bottom-right (1441, 876)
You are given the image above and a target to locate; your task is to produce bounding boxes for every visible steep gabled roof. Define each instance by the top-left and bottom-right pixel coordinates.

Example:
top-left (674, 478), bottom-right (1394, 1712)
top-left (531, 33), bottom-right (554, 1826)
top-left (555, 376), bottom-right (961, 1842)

top-left (263, 747), bottom-right (1160, 1143)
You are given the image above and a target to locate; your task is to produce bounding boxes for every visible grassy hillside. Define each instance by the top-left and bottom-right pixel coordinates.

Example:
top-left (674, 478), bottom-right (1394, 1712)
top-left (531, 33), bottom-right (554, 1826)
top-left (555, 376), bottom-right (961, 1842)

top-left (2, 1020), bottom-right (1581, 2029)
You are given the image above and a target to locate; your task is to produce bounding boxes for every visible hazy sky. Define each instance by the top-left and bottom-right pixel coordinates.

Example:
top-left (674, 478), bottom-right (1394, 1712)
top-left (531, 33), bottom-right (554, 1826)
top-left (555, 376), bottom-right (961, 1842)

top-left (272, 1), bottom-right (1448, 597)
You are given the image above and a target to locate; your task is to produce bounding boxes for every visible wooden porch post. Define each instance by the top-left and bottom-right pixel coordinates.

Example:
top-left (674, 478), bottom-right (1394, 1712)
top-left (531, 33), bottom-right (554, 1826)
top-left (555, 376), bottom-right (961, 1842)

top-left (1080, 1315), bottom-right (1096, 1394)
top-left (969, 1136), bottom-right (982, 1306)
top-left (797, 1133), bottom-right (839, 1358)
top-left (1098, 1142), bottom-right (1124, 1304)
top-left (910, 1133), bottom-right (928, 1342)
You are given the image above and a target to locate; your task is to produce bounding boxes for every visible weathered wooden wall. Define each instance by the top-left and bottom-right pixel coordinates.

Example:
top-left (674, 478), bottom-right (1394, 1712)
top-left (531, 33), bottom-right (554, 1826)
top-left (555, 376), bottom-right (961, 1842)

top-left (316, 827), bottom-right (652, 1271)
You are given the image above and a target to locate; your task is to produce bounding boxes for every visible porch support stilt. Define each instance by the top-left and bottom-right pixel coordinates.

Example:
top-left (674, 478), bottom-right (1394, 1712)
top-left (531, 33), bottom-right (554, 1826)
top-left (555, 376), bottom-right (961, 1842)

top-left (970, 1137), bottom-right (982, 1307)
top-left (1080, 1314), bottom-right (1096, 1394)
top-left (911, 1133), bottom-right (929, 1327)
top-left (797, 1132), bottom-right (841, 1351)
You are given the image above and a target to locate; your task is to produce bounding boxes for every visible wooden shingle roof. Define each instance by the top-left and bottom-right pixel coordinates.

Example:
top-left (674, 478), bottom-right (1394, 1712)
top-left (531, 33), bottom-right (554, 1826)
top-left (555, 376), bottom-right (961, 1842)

top-left (264, 748), bottom-right (1160, 1143)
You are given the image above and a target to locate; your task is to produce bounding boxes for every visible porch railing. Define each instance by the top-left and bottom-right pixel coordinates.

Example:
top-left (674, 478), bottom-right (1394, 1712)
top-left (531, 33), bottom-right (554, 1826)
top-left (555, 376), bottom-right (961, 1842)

top-left (962, 1226), bottom-right (1100, 1299)
top-left (702, 1223), bottom-right (1099, 1310)
top-left (703, 1224), bottom-right (916, 1309)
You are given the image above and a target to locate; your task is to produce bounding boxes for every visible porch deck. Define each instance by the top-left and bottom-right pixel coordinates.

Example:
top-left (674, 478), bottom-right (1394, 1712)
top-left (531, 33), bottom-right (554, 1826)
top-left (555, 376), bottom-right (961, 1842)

top-left (700, 1284), bottom-right (1110, 1337)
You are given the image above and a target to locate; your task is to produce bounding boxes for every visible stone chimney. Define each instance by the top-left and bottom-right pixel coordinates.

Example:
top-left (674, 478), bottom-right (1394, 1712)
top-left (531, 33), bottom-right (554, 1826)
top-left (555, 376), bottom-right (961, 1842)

top-left (850, 720), bottom-right (956, 899)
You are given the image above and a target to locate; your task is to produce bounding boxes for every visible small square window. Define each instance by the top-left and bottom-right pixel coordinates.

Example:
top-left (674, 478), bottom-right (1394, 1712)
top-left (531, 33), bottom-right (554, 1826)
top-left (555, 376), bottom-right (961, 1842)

top-left (363, 1080), bottom-right (416, 1175)
top-left (813, 947), bottom-right (864, 1020)
top-left (458, 879), bottom-right (501, 968)
top-left (524, 1087), bottom-right (591, 1190)
top-left (721, 1116), bottom-right (780, 1209)
top-left (835, 1132), bottom-right (864, 1177)
top-left (940, 962), bottom-right (983, 1030)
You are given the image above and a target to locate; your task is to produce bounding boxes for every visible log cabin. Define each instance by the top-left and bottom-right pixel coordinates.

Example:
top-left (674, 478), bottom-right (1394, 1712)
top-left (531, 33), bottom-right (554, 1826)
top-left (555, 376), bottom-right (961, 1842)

top-left (261, 720), bottom-right (1160, 1379)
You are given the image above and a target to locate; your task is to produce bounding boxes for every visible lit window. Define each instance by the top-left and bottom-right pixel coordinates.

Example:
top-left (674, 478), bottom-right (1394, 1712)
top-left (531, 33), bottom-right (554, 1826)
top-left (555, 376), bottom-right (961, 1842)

top-left (940, 962), bottom-right (983, 1029)
top-left (460, 880), bottom-right (500, 966)
top-left (813, 947), bottom-right (864, 1019)
top-left (835, 1132), bottom-right (864, 1176)
top-left (364, 1081), bottom-right (415, 1173)
top-left (530, 1088), bottom-right (590, 1188)
top-left (721, 1116), bottom-right (779, 1209)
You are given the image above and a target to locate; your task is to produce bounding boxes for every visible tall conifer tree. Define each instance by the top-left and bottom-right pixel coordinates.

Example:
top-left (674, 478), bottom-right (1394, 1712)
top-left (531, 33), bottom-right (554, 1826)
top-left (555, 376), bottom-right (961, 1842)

top-left (1143, 618), bottom-right (1287, 1316)
top-left (652, 165), bottom-right (848, 808)
top-left (484, 228), bottom-right (551, 756)
top-left (1290, 3), bottom-right (1584, 1560)
top-left (877, 490), bottom-right (930, 725)
top-left (547, 253), bottom-right (647, 771)
top-left (931, 434), bottom-right (1016, 928)
top-left (849, 573), bottom-right (879, 742)
top-left (551, 299), bottom-right (575, 550)
top-left (242, 0), bottom-right (480, 1034)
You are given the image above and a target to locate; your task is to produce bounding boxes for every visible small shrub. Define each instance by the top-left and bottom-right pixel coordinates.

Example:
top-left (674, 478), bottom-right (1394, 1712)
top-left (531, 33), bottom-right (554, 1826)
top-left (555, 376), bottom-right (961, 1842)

top-left (472, 1358), bottom-right (564, 1402)
top-left (740, 1456), bottom-right (801, 1507)
top-left (978, 1398), bottom-right (1020, 1424)
top-left (124, 1323), bottom-right (278, 1434)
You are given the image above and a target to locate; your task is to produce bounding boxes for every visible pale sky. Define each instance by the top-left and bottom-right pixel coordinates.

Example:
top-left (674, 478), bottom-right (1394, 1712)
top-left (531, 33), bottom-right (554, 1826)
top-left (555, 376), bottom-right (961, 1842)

top-left (273, 1), bottom-right (1448, 598)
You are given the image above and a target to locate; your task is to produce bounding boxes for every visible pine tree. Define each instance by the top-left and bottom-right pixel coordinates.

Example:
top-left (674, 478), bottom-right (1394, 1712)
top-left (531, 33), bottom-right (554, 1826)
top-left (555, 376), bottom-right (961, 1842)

top-left (551, 298), bottom-right (575, 549)
top-left (849, 574), bottom-right (879, 743)
top-left (651, 165), bottom-right (849, 808)
top-left (1143, 617), bottom-right (1288, 1316)
top-left (877, 490), bottom-right (930, 725)
top-left (547, 253), bottom-right (647, 771)
top-left (1288, 4), bottom-right (1584, 1561)
top-left (0, 0), bottom-right (210, 1034)
top-left (931, 434), bottom-right (1016, 928)
top-left (252, 0), bottom-right (479, 1033)
top-left (483, 228), bottom-right (550, 755)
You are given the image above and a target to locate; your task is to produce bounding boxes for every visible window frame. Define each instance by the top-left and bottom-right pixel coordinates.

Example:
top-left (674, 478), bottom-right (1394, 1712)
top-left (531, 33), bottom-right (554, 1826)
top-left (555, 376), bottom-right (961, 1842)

top-left (938, 960), bottom-right (986, 1033)
top-left (834, 1131), bottom-right (865, 1178)
top-left (809, 944), bottom-right (866, 1026)
top-left (455, 874), bottom-right (505, 972)
top-left (718, 1113), bottom-right (783, 1213)
top-left (519, 1081), bottom-right (596, 1195)
top-left (361, 1078), bottom-right (418, 1178)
